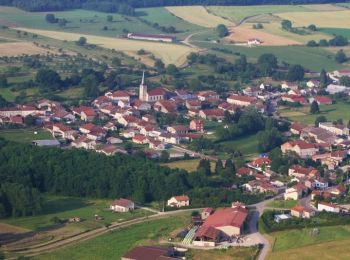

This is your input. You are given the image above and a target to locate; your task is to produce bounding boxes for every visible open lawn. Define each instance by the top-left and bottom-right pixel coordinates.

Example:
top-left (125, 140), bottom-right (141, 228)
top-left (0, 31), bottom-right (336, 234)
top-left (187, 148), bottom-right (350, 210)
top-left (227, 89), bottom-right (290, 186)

top-left (268, 237), bottom-right (350, 260)
top-left (267, 199), bottom-right (297, 209)
top-left (276, 10), bottom-right (350, 28)
top-left (278, 102), bottom-right (350, 125)
top-left (196, 42), bottom-right (343, 71)
top-left (0, 128), bottom-right (54, 143)
top-left (161, 159), bottom-right (215, 173)
top-left (1, 195), bottom-right (153, 231)
top-left (270, 225), bottom-right (350, 252)
top-left (166, 6), bottom-right (234, 28)
top-left (35, 213), bottom-right (191, 260)
top-left (57, 86), bottom-right (85, 99)
top-left (218, 134), bottom-right (259, 158)
top-left (16, 27), bottom-right (196, 66)
top-left (189, 246), bottom-right (260, 260)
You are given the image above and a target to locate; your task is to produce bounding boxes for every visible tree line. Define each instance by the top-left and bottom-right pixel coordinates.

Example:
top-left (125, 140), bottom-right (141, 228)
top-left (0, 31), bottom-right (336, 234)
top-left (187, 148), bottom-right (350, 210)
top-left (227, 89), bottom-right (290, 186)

top-left (0, 0), bottom-right (346, 13)
top-left (0, 139), bottom-right (260, 217)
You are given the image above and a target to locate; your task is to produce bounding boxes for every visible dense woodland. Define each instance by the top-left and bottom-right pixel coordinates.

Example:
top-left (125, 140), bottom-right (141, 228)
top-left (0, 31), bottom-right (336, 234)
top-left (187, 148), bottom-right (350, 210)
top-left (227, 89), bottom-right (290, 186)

top-left (0, 0), bottom-right (347, 13)
top-left (0, 138), bottom-right (260, 217)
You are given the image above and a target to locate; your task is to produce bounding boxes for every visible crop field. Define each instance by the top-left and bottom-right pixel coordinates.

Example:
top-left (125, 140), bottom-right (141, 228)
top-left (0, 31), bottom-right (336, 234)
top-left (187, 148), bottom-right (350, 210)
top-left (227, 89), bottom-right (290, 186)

top-left (276, 10), bottom-right (350, 28)
top-left (227, 24), bottom-right (300, 46)
top-left (207, 5), bottom-right (309, 24)
top-left (166, 6), bottom-right (234, 28)
top-left (196, 42), bottom-right (343, 71)
top-left (36, 213), bottom-right (191, 260)
top-left (0, 41), bottom-right (59, 56)
top-left (15, 28), bottom-right (196, 66)
top-left (278, 102), bottom-right (350, 125)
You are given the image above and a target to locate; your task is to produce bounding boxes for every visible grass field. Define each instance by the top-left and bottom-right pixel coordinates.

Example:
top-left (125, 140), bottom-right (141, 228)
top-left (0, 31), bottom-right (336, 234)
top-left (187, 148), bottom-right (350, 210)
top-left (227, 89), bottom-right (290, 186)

top-left (0, 41), bottom-right (59, 56)
top-left (268, 237), bottom-right (350, 260)
top-left (218, 134), bottom-right (259, 158)
top-left (189, 246), bottom-right (260, 260)
top-left (0, 128), bottom-right (54, 143)
top-left (319, 27), bottom-right (350, 39)
top-left (267, 199), bottom-right (297, 209)
top-left (278, 102), bottom-right (350, 125)
top-left (161, 159), bottom-right (215, 173)
top-left (16, 27), bottom-right (195, 66)
top-left (166, 6), bottom-right (234, 28)
top-left (270, 225), bottom-right (350, 252)
top-left (1, 195), bottom-right (153, 231)
top-left (276, 10), bottom-right (350, 28)
top-left (35, 213), bottom-right (191, 260)
top-left (196, 41), bottom-right (343, 71)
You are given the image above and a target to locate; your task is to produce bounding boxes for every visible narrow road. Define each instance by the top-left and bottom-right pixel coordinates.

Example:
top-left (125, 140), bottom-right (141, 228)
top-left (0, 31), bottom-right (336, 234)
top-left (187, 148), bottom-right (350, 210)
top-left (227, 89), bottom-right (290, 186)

top-left (172, 145), bottom-right (218, 161)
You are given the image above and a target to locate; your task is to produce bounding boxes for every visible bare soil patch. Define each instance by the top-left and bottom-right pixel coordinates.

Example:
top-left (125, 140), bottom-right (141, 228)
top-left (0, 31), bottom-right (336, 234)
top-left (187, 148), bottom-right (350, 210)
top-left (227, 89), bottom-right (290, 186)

top-left (0, 42), bottom-right (59, 56)
top-left (226, 25), bottom-right (300, 46)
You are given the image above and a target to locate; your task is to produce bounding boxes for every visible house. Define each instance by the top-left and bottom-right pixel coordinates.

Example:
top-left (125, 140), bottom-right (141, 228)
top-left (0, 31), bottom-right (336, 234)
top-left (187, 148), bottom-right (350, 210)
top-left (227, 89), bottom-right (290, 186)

top-left (326, 84), bottom-right (348, 95)
top-left (281, 82), bottom-right (298, 90)
top-left (227, 95), bottom-right (256, 107)
top-left (333, 69), bottom-right (350, 78)
top-left (197, 91), bottom-right (219, 101)
top-left (291, 205), bottom-right (315, 219)
top-left (199, 109), bottom-right (225, 121)
top-left (71, 106), bottom-right (96, 121)
top-left (158, 133), bottom-right (180, 144)
top-left (189, 119), bottom-right (204, 132)
top-left (175, 89), bottom-right (194, 100)
top-left (288, 165), bottom-right (318, 179)
top-left (236, 167), bottom-right (253, 177)
top-left (243, 86), bottom-right (261, 96)
top-left (0, 105), bottom-right (38, 117)
top-left (103, 122), bottom-right (117, 132)
top-left (96, 144), bottom-right (120, 156)
top-left (50, 123), bottom-right (77, 140)
top-left (121, 246), bottom-right (177, 260)
top-left (186, 100), bottom-right (202, 110)
top-left (148, 139), bottom-right (166, 150)
top-left (132, 134), bottom-right (148, 144)
top-left (71, 136), bottom-right (96, 149)
top-left (51, 109), bottom-right (75, 122)
top-left (281, 140), bottom-right (318, 158)
top-left (92, 95), bottom-right (111, 108)
top-left (317, 201), bottom-right (341, 213)
top-left (154, 100), bottom-right (177, 113)
top-left (319, 122), bottom-right (349, 136)
top-left (107, 136), bottom-right (123, 144)
top-left (142, 114), bottom-right (156, 123)
top-left (118, 99), bottom-right (130, 108)
top-left (127, 32), bottom-right (175, 43)
top-left (110, 198), bottom-right (134, 212)
top-left (281, 95), bottom-right (308, 105)
top-left (105, 90), bottom-right (131, 102)
top-left (132, 99), bottom-right (151, 111)
top-left (167, 195), bottom-right (190, 208)
top-left (306, 80), bottom-right (320, 88)
top-left (247, 38), bottom-right (262, 45)
top-left (201, 208), bottom-right (213, 220)
top-left (284, 187), bottom-right (303, 200)
top-left (290, 122), bottom-right (308, 135)
top-left (313, 96), bottom-right (332, 105)
top-left (167, 125), bottom-right (189, 135)
top-left (314, 177), bottom-right (328, 189)
top-left (249, 157), bottom-right (271, 171)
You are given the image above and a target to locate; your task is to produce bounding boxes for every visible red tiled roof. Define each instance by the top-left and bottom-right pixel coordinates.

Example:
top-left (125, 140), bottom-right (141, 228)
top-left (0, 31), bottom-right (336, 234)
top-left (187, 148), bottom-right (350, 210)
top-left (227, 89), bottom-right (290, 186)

top-left (315, 96), bottom-right (332, 104)
top-left (110, 198), bottom-right (133, 207)
top-left (201, 207), bottom-right (248, 229)
top-left (237, 167), bottom-right (251, 176)
top-left (148, 87), bottom-right (166, 96)
top-left (174, 195), bottom-right (189, 202)
top-left (195, 225), bottom-right (221, 240)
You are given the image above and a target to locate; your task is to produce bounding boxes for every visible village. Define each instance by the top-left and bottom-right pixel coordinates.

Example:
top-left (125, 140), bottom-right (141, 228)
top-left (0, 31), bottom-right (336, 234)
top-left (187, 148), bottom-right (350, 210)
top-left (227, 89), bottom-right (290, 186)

top-left (1, 66), bottom-right (350, 258)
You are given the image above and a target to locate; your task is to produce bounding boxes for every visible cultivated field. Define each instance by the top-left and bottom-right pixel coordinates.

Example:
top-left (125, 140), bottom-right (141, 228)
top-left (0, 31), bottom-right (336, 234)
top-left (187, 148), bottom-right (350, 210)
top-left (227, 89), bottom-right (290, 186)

top-left (277, 10), bottom-right (350, 28)
top-left (227, 24), bottom-right (300, 46)
top-left (166, 6), bottom-right (234, 28)
top-left (0, 41), bottom-right (58, 56)
top-left (15, 28), bottom-right (196, 66)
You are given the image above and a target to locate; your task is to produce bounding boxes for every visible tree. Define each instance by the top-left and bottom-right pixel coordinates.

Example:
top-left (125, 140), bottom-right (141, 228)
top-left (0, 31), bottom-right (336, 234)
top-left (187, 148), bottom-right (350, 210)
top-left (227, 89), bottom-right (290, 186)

top-left (319, 69), bottom-right (329, 88)
top-left (24, 115), bottom-right (36, 126)
top-left (281, 20), bottom-right (292, 30)
top-left (310, 100), bottom-right (320, 114)
top-left (329, 35), bottom-right (348, 46)
top-left (318, 39), bottom-right (329, 47)
top-left (308, 24), bottom-right (317, 31)
top-left (45, 14), bottom-right (57, 23)
top-left (76, 36), bottom-right (87, 46)
top-left (257, 127), bottom-right (283, 153)
top-left (0, 75), bottom-right (7, 88)
top-left (81, 74), bottom-right (100, 98)
top-left (166, 64), bottom-right (178, 76)
top-left (340, 76), bottom-right (350, 87)
top-left (111, 57), bottom-right (121, 66)
top-left (335, 49), bottom-right (347, 63)
top-left (154, 59), bottom-right (165, 73)
top-left (35, 69), bottom-right (62, 91)
top-left (287, 64), bottom-right (304, 81)
top-left (306, 40), bottom-right (318, 47)
top-left (197, 159), bottom-right (211, 176)
top-left (214, 160), bottom-right (224, 175)
top-left (216, 24), bottom-right (229, 37)
top-left (257, 53), bottom-right (278, 76)
top-left (107, 15), bottom-right (113, 22)
top-left (315, 115), bottom-right (327, 126)
top-left (0, 95), bottom-right (9, 108)
top-left (160, 150), bottom-right (169, 163)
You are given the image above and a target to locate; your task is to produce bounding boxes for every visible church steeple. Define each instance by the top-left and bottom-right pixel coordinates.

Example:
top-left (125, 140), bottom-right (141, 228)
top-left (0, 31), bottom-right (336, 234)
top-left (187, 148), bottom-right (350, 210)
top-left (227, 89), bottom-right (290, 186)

top-left (139, 71), bottom-right (147, 101)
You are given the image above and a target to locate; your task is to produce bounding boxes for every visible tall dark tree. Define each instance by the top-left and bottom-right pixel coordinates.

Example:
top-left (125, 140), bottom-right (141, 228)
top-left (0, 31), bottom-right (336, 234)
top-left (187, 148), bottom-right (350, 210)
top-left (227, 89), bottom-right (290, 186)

top-left (319, 69), bottom-right (329, 88)
top-left (287, 64), bottom-right (304, 81)
top-left (35, 69), bottom-right (62, 91)
top-left (216, 24), bottom-right (229, 37)
top-left (310, 100), bottom-right (320, 114)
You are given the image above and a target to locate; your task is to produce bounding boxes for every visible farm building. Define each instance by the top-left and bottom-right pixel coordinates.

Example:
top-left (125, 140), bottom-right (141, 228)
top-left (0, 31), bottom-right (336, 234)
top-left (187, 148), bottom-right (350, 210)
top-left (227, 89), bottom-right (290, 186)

top-left (167, 195), bottom-right (190, 208)
top-left (110, 198), bottom-right (135, 212)
top-left (127, 33), bottom-right (176, 43)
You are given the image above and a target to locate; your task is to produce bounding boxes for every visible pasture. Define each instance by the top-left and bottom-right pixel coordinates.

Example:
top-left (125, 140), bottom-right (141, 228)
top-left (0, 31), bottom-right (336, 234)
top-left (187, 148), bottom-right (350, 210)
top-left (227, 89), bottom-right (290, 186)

top-left (196, 42), bottom-right (343, 71)
top-left (161, 159), bottom-right (215, 173)
top-left (0, 128), bottom-right (53, 143)
top-left (218, 134), bottom-right (259, 159)
top-left (166, 6), bottom-right (234, 28)
top-left (276, 10), bottom-right (350, 28)
top-left (0, 41), bottom-right (58, 56)
top-left (15, 28), bottom-right (196, 66)
top-left (35, 213), bottom-right (191, 260)
top-left (278, 102), bottom-right (350, 125)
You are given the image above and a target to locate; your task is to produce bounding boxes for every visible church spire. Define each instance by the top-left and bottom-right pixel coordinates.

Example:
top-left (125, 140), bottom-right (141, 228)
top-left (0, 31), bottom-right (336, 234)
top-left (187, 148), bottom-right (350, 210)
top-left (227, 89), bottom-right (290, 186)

top-left (141, 70), bottom-right (145, 85)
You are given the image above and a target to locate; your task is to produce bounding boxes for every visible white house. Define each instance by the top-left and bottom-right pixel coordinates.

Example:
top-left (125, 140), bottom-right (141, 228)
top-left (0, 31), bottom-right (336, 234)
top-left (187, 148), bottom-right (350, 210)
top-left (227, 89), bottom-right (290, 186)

top-left (110, 198), bottom-right (135, 212)
top-left (167, 195), bottom-right (190, 208)
top-left (317, 202), bottom-right (340, 213)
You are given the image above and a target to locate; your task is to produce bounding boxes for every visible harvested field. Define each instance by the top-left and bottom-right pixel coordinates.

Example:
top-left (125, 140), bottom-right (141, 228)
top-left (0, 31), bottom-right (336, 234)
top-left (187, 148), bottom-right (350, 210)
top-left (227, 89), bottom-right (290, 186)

top-left (226, 24), bottom-right (300, 46)
top-left (276, 10), bottom-right (350, 28)
top-left (301, 4), bottom-right (347, 11)
top-left (15, 28), bottom-right (196, 66)
top-left (0, 223), bottom-right (29, 234)
top-left (0, 42), bottom-right (58, 56)
top-left (166, 6), bottom-right (234, 28)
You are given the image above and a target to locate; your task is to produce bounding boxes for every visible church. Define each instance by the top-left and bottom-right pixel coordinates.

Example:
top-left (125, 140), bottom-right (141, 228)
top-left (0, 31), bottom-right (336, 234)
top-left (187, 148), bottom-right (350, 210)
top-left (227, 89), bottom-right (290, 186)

top-left (139, 71), bottom-right (166, 102)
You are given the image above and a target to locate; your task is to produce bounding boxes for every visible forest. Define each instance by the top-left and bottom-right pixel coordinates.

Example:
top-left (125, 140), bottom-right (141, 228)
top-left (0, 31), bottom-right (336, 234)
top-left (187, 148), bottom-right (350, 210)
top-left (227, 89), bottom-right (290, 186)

top-left (0, 138), bottom-right (260, 218)
top-left (0, 0), bottom-right (346, 13)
